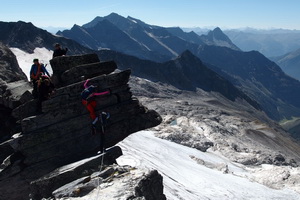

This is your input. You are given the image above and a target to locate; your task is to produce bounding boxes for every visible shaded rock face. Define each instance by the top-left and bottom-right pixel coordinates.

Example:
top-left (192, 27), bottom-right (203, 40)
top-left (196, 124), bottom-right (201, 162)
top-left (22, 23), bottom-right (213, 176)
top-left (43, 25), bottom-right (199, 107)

top-left (0, 82), bottom-right (32, 143)
top-left (196, 45), bottom-right (300, 121)
top-left (0, 43), bottom-right (32, 143)
top-left (0, 53), bottom-right (162, 200)
top-left (0, 42), bottom-right (27, 83)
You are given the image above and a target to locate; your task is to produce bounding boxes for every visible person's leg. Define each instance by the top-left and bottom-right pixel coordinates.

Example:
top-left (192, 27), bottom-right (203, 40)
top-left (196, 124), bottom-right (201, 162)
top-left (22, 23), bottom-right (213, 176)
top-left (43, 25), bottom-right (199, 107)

top-left (86, 100), bottom-right (97, 120)
top-left (32, 80), bottom-right (38, 99)
top-left (37, 85), bottom-right (44, 113)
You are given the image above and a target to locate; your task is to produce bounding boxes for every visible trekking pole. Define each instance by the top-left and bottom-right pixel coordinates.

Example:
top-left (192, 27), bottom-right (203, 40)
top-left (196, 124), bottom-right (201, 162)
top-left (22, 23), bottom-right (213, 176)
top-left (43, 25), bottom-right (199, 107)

top-left (99, 113), bottom-right (105, 154)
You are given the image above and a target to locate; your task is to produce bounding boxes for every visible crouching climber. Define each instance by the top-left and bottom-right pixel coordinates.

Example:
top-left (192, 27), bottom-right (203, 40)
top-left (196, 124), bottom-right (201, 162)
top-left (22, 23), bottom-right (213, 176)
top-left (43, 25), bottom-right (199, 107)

top-left (81, 78), bottom-right (110, 135)
top-left (37, 74), bottom-right (55, 112)
top-left (38, 74), bottom-right (55, 101)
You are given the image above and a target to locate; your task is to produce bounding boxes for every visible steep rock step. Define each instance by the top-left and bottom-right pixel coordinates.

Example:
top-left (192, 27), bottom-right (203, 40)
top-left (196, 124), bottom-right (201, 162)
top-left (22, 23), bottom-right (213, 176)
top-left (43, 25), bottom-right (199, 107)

top-left (61, 61), bottom-right (117, 86)
top-left (50, 53), bottom-right (100, 87)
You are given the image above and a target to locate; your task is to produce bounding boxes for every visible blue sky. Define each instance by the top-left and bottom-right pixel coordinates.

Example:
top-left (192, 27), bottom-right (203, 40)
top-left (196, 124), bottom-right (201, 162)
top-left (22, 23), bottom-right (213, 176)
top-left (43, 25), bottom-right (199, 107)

top-left (1, 0), bottom-right (300, 30)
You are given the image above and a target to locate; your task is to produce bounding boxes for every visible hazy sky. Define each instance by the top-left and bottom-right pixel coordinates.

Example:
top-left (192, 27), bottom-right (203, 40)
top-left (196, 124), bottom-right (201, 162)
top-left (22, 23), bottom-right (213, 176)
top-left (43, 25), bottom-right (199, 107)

top-left (1, 0), bottom-right (300, 30)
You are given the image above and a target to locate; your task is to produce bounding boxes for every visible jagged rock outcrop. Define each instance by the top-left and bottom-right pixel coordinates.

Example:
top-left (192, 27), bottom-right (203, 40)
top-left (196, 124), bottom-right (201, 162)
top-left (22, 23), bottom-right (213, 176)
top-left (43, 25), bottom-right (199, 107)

top-left (0, 42), bottom-right (27, 83)
top-left (30, 146), bottom-right (122, 199)
top-left (0, 43), bottom-right (32, 143)
top-left (30, 149), bottom-right (166, 200)
top-left (0, 53), bottom-right (162, 200)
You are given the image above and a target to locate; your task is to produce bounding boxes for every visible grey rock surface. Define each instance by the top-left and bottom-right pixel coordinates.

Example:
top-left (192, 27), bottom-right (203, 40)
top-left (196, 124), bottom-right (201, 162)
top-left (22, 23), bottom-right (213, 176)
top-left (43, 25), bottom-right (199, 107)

top-left (0, 54), bottom-right (162, 200)
top-left (0, 42), bottom-right (27, 83)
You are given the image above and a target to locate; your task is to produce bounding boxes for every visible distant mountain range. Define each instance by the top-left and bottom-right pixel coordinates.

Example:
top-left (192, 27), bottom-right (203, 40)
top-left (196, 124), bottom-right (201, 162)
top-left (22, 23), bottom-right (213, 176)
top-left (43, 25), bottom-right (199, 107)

top-left (271, 48), bottom-right (300, 81)
top-left (1, 14), bottom-right (300, 124)
top-left (57, 13), bottom-right (240, 62)
top-left (223, 29), bottom-right (300, 58)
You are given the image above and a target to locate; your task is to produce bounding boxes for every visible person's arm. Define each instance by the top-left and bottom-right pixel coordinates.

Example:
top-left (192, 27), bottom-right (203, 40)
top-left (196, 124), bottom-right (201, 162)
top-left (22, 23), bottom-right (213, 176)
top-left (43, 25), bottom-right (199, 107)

top-left (42, 65), bottom-right (51, 77)
top-left (29, 65), bottom-right (34, 80)
top-left (92, 90), bottom-right (110, 97)
top-left (53, 49), bottom-right (59, 58)
top-left (83, 79), bottom-right (90, 89)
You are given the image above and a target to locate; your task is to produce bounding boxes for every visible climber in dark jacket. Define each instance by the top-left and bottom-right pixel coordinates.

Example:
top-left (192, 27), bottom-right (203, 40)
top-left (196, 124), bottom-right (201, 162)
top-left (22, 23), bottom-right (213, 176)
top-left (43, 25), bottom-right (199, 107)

top-left (53, 43), bottom-right (68, 58)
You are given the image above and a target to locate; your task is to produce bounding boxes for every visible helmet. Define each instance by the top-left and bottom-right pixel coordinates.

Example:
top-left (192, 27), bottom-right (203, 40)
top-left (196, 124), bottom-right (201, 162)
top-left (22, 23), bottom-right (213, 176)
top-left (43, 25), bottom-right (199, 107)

top-left (33, 58), bottom-right (39, 62)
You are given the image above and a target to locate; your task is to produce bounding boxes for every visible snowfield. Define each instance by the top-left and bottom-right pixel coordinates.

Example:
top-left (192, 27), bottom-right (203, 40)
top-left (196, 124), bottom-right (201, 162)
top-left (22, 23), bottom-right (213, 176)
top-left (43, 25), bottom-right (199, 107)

top-left (117, 131), bottom-right (300, 200)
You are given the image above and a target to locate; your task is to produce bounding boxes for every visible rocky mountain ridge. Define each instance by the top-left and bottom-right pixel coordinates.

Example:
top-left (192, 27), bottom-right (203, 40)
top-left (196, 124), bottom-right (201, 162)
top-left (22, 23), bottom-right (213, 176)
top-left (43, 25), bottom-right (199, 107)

top-left (196, 45), bottom-right (300, 121)
top-left (0, 53), bottom-right (162, 200)
top-left (0, 21), bottom-right (93, 55)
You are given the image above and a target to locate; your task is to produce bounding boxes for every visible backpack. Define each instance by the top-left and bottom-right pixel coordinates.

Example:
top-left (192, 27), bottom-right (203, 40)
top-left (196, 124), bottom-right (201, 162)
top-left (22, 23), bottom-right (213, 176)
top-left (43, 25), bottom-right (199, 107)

top-left (81, 85), bottom-right (96, 100)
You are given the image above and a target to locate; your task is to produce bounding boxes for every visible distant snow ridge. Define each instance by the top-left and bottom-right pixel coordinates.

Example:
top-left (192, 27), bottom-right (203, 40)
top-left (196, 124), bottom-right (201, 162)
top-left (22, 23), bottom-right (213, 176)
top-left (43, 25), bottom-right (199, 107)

top-left (10, 47), bottom-right (53, 80)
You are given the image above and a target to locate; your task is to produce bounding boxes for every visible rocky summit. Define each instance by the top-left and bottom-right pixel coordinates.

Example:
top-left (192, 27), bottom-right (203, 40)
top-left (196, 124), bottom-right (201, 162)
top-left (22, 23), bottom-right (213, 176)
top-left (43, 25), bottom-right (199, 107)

top-left (0, 53), bottom-right (162, 200)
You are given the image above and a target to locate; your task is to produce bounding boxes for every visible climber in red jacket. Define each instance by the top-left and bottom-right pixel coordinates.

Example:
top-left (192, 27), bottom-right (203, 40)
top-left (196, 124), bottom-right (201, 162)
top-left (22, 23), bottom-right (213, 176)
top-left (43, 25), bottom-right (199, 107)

top-left (81, 79), bottom-right (110, 126)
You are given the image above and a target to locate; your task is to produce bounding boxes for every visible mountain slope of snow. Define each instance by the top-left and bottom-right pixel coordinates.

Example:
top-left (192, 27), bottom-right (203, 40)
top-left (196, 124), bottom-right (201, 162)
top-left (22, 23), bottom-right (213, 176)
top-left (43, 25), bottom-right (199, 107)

top-left (117, 131), bottom-right (300, 200)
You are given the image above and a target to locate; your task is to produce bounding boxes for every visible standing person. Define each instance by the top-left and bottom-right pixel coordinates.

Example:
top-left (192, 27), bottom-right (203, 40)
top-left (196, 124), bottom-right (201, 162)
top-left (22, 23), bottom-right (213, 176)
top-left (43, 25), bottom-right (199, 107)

top-left (81, 79), bottom-right (110, 134)
top-left (29, 58), bottom-right (50, 98)
top-left (52, 43), bottom-right (68, 58)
